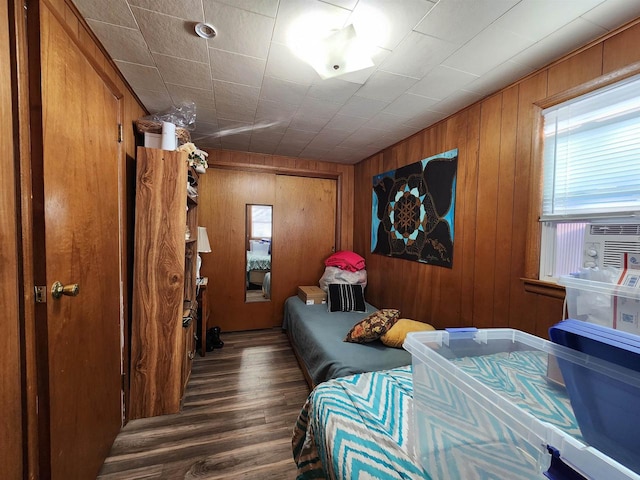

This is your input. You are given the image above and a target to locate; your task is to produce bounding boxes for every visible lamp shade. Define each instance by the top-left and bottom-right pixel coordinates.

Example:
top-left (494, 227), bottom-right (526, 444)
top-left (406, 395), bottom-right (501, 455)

top-left (197, 226), bottom-right (211, 253)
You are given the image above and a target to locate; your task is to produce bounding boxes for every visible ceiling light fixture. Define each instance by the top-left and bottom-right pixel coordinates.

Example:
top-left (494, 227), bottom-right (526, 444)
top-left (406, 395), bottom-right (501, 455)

top-left (195, 22), bottom-right (217, 39)
top-left (289, 23), bottom-right (375, 80)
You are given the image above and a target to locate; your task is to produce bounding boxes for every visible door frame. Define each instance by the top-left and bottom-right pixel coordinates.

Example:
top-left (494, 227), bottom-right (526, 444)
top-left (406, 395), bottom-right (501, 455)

top-left (12, 0), bottom-right (128, 476)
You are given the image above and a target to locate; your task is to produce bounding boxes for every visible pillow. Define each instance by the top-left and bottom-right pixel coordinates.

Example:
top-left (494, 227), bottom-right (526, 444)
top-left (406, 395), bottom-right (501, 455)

top-left (344, 309), bottom-right (400, 343)
top-left (327, 284), bottom-right (366, 312)
top-left (380, 319), bottom-right (435, 348)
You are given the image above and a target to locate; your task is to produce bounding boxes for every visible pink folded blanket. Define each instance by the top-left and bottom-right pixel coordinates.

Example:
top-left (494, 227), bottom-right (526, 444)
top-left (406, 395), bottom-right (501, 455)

top-left (324, 250), bottom-right (366, 272)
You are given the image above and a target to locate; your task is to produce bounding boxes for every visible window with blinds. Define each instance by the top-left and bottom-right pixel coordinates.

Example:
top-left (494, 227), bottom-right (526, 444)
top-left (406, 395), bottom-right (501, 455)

top-left (539, 73), bottom-right (640, 281)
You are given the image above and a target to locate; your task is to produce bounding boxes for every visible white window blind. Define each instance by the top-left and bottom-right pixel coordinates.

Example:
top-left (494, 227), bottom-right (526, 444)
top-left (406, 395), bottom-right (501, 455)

top-left (541, 74), bottom-right (640, 221)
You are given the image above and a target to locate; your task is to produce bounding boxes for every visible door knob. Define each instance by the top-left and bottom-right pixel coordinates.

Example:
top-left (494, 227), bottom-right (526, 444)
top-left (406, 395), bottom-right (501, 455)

top-left (51, 281), bottom-right (80, 299)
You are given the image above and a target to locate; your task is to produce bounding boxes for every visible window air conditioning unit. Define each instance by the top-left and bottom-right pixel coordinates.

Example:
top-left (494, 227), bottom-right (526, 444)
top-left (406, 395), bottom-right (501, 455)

top-left (582, 223), bottom-right (640, 269)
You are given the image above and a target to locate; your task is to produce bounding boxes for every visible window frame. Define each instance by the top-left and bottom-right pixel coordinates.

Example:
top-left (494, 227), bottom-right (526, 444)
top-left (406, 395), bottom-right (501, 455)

top-left (524, 65), bottom-right (640, 295)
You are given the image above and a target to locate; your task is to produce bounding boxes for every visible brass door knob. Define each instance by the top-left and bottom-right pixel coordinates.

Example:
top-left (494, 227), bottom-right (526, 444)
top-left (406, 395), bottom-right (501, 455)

top-left (51, 281), bottom-right (80, 299)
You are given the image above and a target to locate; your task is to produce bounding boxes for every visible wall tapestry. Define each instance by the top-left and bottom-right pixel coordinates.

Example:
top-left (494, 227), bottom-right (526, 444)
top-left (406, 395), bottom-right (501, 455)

top-left (371, 149), bottom-right (458, 268)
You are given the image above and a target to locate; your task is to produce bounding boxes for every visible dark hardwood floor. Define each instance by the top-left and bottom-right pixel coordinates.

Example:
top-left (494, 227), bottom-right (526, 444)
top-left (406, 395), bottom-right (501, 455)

top-left (98, 328), bottom-right (310, 479)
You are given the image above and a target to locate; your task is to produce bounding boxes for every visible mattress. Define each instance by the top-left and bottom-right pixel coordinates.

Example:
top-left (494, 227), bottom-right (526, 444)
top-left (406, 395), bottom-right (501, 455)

top-left (293, 351), bottom-right (580, 480)
top-left (282, 295), bottom-right (412, 386)
top-left (246, 251), bottom-right (271, 271)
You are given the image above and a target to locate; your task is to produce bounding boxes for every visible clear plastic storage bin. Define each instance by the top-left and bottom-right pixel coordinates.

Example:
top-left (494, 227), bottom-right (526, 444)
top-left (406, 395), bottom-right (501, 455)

top-left (404, 328), bottom-right (640, 480)
top-left (559, 275), bottom-right (640, 334)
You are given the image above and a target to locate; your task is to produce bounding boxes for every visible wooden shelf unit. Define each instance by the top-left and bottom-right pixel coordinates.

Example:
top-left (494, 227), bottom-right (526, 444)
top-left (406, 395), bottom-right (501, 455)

top-left (130, 147), bottom-right (198, 419)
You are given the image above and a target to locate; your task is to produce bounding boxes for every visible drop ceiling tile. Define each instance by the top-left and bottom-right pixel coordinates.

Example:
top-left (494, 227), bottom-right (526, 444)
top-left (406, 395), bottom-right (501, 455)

top-left (132, 7), bottom-right (209, 63)
top-left (300, 147), bottom-right (332, 160)
top-left (339, 126), bottom-right (388, 148)
top-left (307, 78), bottom-right (361, 103)
top-left (338, 95), bottom-right (388, 118)
top-left (192, 134), bottom-right (222, 148)
top-left (322, 114), bottom-right (369, 133)
top-left (272, 0), bottom-right (350, 45)
top-left (192, 120), bottom-right (219, 137)
top-left (86, 21), bottom-right (154, 65)
top-left (214, 0), bottom-right (280, 18)
top-left (442, 23), bottom-right (535, 76)
top-left (274, 144), bottom-right (305, 157)
top-left (403, 109), bottom-right (448, 129)
top-left (128, 0), bottom-right (204, 20)
top-left (430, 90), bottom-right (484, 117)
top-left (250, 129), bottom-right (285, 144)
top-left (492, 0), bottom-right (606, 42)
top-left (348, 0), bottom-right (437, 50)
top-left (220, 134), bottom-right (251, 150)
top-left (354, 71), bottom-right (418, 103)
top-left (281, 128), bottom-right (317, 146)
top-left (114, 61), bottom-right (166, 92)
top-left (464, 60), bottom-right (535, 96)
top-left (414, 0), bottom-right (519, 45)
top-left (255, 100), bottom-right (297, 126)
top-left (322, 0), bottom-right (358, 10)
top-left (73, 0), bottom-right (137, 27)
top-left (134, 88), bottom-right (174, 113)
top-left (378, 31), bottom-right (458, 79)
top-left (298, 96), bottom-right (343, 117)
top-left (195, 106), bottom-right (219, 124)
top-left (153, 53), bottom-right (212, 90)
top-left (264, 42), bottom-right (319, 85)
top-left (260, 76), bottom-right (309, 105)
top-left (210, 49), bottom-right (266, 87)
top-left (408, 66), bottom-right (478, 100)
top-left (581, 0), bottom-right (640, 30)
top-left (511, 18), bottom-right (607, 70)
top-left (166, 83), bottom-right (216, 110)
top-left (248, 142), bottom-right (278, 155)
top-left (203, 1), bottom-right (274, 58)
top-left (363, 112), bottom-right (411, 130)
top-left (383, 93), bottom-right (439, 118)
top-left (288, 113), bottom-right (331, 132)
top-left (214, 81), bottom-right (259, 121)
top-left (306, 129), bottom-right (352, 148)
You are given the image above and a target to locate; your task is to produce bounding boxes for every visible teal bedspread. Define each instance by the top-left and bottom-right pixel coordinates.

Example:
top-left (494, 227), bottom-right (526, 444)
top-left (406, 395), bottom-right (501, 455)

top-left (293, 351), bottom-right (579, 480)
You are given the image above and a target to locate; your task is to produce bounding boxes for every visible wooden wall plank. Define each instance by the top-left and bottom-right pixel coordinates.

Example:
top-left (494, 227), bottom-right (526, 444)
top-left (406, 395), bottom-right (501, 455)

top-left (492, 85), bottom-right (519, 327)
top-left (547, 44), bottom-right (603, 96)
top-left (472, 94), bottom-right (503, 328)
top-left (603, 21), bottom-right (640, 73)
top-left (1, 0), bottom-right (24, 477)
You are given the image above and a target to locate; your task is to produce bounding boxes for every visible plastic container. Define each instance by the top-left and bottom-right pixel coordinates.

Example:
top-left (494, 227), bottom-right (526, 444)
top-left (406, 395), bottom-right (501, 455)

top-left (559, 276), bottom-right (640, 334)
top-left (404, 328), bottom-right (640, 480)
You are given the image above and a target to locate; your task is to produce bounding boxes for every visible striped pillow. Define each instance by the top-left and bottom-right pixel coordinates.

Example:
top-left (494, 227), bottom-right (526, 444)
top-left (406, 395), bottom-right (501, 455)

top-left (327, 284), bottom-right (366, 312)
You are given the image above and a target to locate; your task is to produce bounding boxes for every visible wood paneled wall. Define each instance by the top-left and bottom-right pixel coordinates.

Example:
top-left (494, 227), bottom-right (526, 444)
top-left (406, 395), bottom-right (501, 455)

top-left (354, 20), bottom-right (640, 339)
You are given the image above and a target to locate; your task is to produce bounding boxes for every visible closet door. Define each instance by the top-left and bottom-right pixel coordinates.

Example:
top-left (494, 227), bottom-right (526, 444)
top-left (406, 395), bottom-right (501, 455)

top-left (36, 4), bottom-right (123, 478)
top-left (271, 175), bottom-right (337, 322)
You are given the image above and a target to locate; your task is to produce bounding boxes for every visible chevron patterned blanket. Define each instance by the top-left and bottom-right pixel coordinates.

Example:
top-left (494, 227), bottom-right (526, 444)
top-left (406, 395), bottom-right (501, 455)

top-left (292, 351), bottom-right (579, 480)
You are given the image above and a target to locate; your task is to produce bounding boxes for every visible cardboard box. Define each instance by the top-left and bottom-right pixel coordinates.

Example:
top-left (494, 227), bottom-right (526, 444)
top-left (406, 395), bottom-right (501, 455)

top-left (297, 286), bottom-right (326, 305)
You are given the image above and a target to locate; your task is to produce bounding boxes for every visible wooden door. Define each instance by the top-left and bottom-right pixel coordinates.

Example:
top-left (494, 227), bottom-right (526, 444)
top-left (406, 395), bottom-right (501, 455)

top-left (271, 175), bottom-right (337, 322)
top-left (37, 4), bottom-right (123, 478)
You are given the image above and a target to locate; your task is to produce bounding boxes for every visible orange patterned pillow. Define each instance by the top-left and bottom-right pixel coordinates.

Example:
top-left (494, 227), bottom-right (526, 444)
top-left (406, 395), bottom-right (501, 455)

top-left (344, 309), bottom-right (400, 343)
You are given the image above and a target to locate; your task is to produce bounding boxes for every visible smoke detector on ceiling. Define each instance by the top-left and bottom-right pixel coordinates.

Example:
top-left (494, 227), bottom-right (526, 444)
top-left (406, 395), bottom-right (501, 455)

top-left (195, 22), bottom-right (217, 39)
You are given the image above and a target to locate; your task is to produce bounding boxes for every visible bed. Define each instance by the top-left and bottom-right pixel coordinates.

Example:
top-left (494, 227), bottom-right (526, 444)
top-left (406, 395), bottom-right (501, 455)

top-left (282, 295), bottom-right (412, 388)
top-left (293, 350), bottom-right (582, 480)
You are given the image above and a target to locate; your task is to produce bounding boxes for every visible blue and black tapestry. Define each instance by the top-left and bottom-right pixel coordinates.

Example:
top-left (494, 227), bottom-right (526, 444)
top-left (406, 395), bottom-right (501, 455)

top-left (371, 149), bottom-right (458, 268)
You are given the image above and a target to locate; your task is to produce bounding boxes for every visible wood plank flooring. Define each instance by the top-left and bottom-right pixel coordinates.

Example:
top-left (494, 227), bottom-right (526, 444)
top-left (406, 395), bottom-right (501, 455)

top-left (98, 328), bottom-right (310, 479)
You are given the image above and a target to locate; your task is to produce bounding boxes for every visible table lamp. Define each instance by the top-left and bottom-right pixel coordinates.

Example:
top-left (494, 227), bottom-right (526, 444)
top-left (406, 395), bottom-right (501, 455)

top-left (197, 226), bottom-right (211, 280)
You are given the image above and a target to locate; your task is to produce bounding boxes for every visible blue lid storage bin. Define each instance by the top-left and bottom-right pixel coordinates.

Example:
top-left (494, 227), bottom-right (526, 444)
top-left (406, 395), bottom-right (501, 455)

top-left (404, 328), bottom-right (640, 480)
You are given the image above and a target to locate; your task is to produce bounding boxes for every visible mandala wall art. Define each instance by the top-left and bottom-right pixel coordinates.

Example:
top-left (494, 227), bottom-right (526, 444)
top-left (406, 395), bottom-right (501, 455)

top-left (371, 149), bottom-right (458, 268)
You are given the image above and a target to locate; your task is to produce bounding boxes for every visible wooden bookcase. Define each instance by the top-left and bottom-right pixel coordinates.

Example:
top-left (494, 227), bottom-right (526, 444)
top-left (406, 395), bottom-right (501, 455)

top-left (130, 147), bottom-right (198, 419)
